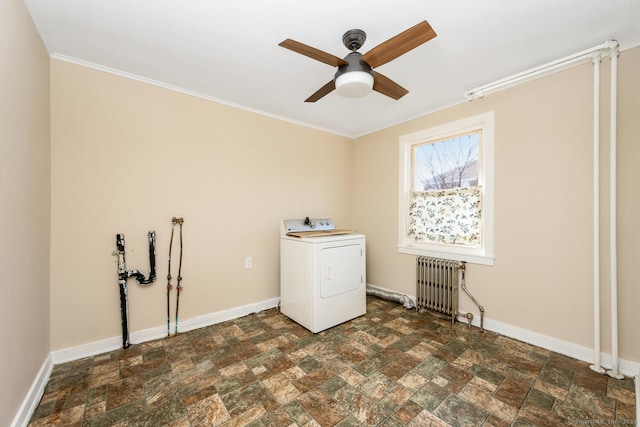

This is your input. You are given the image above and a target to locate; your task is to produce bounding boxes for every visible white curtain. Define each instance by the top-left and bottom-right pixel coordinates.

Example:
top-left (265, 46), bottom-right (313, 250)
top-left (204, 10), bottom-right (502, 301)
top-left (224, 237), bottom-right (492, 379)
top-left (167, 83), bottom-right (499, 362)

top-left (408, 186), bottom-right (482, 246)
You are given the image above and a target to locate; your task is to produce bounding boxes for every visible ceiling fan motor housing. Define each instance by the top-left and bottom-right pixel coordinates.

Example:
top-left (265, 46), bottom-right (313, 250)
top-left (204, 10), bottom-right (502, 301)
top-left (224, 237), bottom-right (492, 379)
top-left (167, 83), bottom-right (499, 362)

top-left (334, 52), bottom-right (375, 98)
top-left (335, 52), bottom-right (373, 77)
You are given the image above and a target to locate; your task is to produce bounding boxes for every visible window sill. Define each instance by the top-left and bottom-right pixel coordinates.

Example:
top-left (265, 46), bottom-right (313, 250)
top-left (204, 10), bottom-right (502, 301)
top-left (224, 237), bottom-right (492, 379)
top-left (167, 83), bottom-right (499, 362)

top-left (398, 245), bottom-right (494, 266)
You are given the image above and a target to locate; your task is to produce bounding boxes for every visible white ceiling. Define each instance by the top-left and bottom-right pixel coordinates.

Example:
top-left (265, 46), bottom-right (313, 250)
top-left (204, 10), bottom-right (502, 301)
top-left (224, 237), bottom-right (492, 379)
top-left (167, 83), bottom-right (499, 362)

top-left (25, 0), bottom-right (640, 138)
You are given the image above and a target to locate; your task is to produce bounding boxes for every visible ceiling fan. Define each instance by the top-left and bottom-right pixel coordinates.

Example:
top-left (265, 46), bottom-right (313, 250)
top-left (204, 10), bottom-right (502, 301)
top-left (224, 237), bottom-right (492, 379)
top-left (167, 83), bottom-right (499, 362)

top-left (279, 21), bottom-right (437, 102)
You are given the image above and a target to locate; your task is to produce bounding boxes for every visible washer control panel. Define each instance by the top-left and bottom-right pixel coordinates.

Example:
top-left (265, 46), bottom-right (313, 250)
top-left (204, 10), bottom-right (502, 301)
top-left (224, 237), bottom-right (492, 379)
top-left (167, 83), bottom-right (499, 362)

top-left (283, 218), bottom-right (335, 233)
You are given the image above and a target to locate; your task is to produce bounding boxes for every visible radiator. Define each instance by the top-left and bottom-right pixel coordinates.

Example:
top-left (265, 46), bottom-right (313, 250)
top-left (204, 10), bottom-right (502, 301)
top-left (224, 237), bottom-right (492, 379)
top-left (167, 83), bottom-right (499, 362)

top-left (416, 256), bottom-right (462, 323)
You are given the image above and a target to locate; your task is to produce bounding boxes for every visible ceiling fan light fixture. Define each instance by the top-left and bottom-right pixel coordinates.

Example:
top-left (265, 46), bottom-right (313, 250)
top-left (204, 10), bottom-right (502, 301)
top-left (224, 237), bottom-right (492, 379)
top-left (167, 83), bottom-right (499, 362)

top-left (334, 71), bottom-right (374, 98)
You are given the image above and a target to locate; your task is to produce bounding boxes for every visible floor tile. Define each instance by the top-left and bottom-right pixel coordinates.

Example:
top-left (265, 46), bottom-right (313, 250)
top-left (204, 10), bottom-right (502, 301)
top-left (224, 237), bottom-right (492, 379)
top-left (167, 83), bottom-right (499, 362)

top-left (28, 296), bottom-right (636, 426)
top-left (433, 394), bottom-right (487, 426)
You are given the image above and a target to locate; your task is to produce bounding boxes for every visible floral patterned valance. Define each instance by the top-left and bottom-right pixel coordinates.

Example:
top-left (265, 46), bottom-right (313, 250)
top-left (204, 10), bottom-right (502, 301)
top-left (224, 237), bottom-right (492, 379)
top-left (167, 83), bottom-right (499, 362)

top-left (408, 186), bottom-right (482, 247)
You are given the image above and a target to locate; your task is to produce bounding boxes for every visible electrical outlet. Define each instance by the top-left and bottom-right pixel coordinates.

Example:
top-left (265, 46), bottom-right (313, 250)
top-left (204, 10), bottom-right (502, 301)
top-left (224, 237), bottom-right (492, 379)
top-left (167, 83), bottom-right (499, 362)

top-left (245, 257), bottom-right (253, 269)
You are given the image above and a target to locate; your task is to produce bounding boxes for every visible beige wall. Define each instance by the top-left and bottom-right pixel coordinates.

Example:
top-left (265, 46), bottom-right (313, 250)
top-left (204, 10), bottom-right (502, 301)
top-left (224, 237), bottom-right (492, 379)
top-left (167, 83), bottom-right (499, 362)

top-left (50, 59), bottom-right (353, 350)
top-left (615, 47), bottom-right (640, 365)
top-left (0, 0), bottom-right (51, 425)
top-left (6, 11), bottom-right (638, 421)
top-left (353, 47), bottom-right (640, 364)
top-left (50, 48), bottom-right (639, 365)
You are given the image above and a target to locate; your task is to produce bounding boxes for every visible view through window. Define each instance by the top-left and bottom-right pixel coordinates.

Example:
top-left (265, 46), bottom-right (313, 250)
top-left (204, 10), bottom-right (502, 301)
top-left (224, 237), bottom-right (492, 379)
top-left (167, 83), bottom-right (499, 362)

top-left (413, 132), bottom-right (479, 191)
top-left (398, 112), bottom-right (494, 265)
top-left (409, 132), bottom-right (481, 246)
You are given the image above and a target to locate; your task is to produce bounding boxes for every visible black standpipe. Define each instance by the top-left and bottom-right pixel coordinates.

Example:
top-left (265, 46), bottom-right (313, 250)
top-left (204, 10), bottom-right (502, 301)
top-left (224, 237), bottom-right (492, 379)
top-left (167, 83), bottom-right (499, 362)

top-left (116, 231), bottom-right (157, 349)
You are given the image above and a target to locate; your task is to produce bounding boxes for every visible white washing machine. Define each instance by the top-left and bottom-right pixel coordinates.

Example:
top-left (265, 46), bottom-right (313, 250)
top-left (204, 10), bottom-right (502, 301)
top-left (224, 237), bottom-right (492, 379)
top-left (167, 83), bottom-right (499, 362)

top-left (280, 218), bottom-right (366, 333)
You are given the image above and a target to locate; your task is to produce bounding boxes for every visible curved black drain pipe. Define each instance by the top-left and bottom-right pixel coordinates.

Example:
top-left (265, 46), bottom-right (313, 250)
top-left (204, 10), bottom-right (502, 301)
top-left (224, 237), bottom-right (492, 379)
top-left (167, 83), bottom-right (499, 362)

top-left (116, 231), bottom-right (156, 349)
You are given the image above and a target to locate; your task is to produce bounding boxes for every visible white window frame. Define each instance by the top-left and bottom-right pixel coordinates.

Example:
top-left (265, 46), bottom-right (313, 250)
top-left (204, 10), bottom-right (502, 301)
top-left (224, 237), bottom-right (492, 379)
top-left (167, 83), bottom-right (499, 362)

top-left (398, 111), bottom-right (494, 266)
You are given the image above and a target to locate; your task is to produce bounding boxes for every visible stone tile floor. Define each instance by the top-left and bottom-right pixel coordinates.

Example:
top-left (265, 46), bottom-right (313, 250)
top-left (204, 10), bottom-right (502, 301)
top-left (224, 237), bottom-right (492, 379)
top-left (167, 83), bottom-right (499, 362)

top-left (30, 297), bottom-right (636, 426)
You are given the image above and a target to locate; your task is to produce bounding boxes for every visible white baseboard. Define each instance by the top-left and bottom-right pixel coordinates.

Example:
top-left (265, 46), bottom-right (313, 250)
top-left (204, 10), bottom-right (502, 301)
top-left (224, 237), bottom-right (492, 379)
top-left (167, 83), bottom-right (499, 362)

top-left (176, 297), bottom-right (280, 334)
top-left (367, 283), bottom-right (640, 378)
top-left (14, 293), bottom-right (638, 426)
top-left (10, 354), bottom-right (52, 427)
top-left (13, 297), bottom-right (279, 426)
top-left (51, 297), bottom-right (280, 364)
top-left (477, 314), bottom-right (640, 377)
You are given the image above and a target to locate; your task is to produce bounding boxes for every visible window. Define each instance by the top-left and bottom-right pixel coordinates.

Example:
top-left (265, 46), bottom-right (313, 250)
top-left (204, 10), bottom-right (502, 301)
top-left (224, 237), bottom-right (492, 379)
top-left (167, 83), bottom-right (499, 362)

top-left (398, 112), bottom-right (494, 265)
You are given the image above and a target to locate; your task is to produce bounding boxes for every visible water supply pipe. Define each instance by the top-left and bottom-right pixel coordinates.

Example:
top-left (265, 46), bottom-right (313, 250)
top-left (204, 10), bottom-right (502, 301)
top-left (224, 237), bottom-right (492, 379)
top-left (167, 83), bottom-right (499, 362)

top-left (635, 369), bottom-right (639, 425)
top-left (464, 41), bottom-right (614, 100)
top-left (463, 39), bottom-right (624, 379)
top-left (606, 41), bottom-right (623, 380)
top-left (589, 51), bottom-right (605, 375)
top-left (460, 264), bottom-right (484, 332)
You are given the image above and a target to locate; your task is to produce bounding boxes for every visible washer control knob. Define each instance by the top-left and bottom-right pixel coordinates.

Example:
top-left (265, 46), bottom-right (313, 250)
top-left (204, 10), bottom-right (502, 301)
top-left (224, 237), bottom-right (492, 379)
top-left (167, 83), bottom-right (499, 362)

top-left (304, 217), bottom-right (315, 228)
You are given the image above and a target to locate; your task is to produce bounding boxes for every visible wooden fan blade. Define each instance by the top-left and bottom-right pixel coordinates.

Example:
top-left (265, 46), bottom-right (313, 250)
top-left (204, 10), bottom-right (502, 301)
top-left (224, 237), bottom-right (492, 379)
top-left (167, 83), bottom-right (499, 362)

top-left (279, 39), bottom-right (348, 67)
top-left (373, 72), bottom-right (409, 100)
top-left (362, 21), bottom-right (436, 69)
top-left (305, 80), bottom-right (336, 102)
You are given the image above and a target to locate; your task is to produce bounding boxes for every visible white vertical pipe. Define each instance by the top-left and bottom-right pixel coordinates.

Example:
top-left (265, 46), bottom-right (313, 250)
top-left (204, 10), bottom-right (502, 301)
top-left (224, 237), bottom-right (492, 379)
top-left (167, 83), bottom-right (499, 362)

top-left (635, 369), bottom-right (639, 425)
top-left (590, 52), bottom-right (605, 374)
top-left (606, 42), bottom-right (623, 380)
